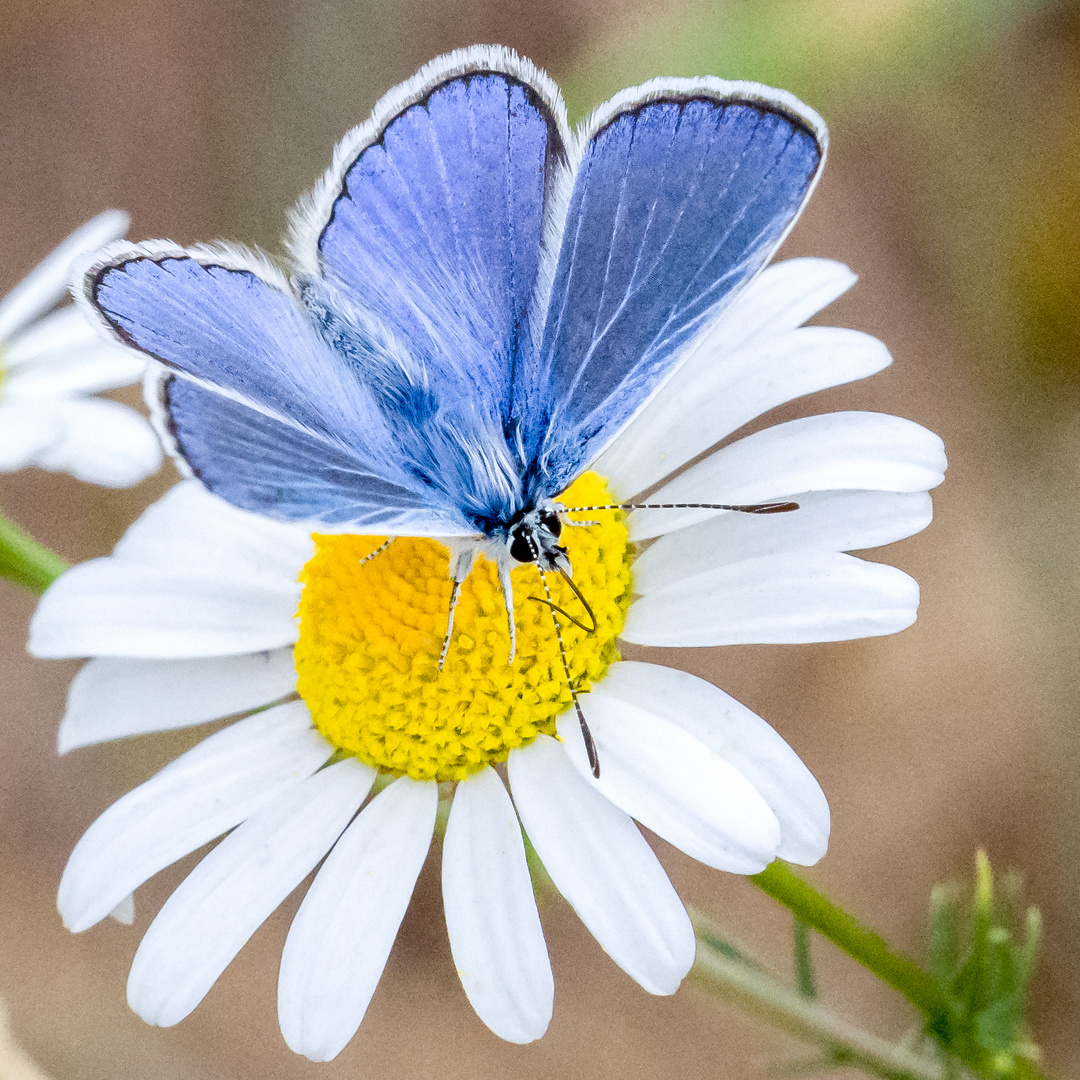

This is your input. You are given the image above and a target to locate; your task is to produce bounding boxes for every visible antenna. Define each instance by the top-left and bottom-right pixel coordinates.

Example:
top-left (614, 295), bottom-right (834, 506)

top-left (567, 501), bottom-right (800, 514)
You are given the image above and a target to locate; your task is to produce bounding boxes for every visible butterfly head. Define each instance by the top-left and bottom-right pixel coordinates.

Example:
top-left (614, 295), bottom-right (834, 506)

top-left (506, 503), bottom-right (569, 573)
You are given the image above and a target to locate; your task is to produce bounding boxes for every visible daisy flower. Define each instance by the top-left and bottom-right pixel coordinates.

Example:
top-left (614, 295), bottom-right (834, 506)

top-left (29, 48), bottom-right (944, 1060)
top-left (0, 212), bottom-right (161, 486)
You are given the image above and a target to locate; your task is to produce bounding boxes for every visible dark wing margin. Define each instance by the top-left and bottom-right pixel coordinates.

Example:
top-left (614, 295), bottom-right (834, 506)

top-left (522, 81), bottom-right (826, 499)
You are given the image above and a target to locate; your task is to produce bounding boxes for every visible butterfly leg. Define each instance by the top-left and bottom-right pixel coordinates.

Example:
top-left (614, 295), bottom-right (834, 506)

top-left (357, 537), bottom-right (394, 566)
top-left (497, 559), bottom-right (517, 666)
top-left (438, 581), bottom-right (463, 671)
top-left (438, 547), bottom-right (477, 672)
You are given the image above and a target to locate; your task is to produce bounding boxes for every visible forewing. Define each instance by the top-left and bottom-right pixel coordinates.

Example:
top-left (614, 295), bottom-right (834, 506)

top-left (296, 47), bottom-right (569, 418)
top-left (530, 82), bottom-right (825, 496)
top-left (159, 377), bottom-right (470, 535)
top-left (87, 245), bottom-right (380, 448)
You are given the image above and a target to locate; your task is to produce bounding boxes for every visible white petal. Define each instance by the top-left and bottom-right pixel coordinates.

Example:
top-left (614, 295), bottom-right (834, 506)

top-left (28, 482), bottom-right (312, 659)
top-left (442, 767), bottom-right (553, 1044)
top-left (630, 412), bottom-right (947, 540)
top-left (4, 341), bottom-right (145, 398)
top-left (634, 490), bottom-right (933, 593)
top-left (705, 257), bottom-right (860, 355)
top-left (30, 397), bottom-right (161, 487)
top-left (4, 307), bottom-right (100, 368)
top-left (114, 481), bottom-right (313, 583)
top-left (127, 758), bottom-right (374, 1028)
top-left (507, 735), bottom-right (694, 995)
top-left (597, 663), bottom-right (829, 865)
top-left (59, 701), bottom-right (332, 933)
top-left (278, 776), bottom-right (437, 1062)
top-left (110, 894), bottom-right (136, 925)
top-left (59, 649), bottom-right (298, 752)
top-left (594, 258), bottom-right (858, 495)
top-left (597, 327), bottom-right (888, 497)
top-left (623, 551), bottom-right (919, 646)
top-left (0, 211), bottom-right (129, 341)
top-left (557, 696), bottom-right (779, 873)
top-left (28, 558), bottom-right (300, 659)
top-left (0, 402), bottom-right (61, 470)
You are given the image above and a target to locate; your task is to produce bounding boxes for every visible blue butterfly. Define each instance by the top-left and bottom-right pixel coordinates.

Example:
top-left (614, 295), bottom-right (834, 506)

top-left (79, 46), bottom-right (825, 758)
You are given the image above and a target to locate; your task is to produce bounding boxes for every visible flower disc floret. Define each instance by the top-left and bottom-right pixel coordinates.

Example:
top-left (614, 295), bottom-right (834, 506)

top-left (295, 473), bottom-right (632, 782)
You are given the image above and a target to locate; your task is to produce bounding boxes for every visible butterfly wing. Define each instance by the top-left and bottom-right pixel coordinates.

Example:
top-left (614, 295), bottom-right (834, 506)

top-left (286, 46), bottom-right (572, 529)
top-left (84, 243), bottom-right (468, 534)
top-left (88, 244), bottom-right (390, 443)
top-left (292, 47), bottom-right (568, 455)
top-left (158, 377), bottom-right (467, 534)
top-left (524, 81), bottom-right (826, 500)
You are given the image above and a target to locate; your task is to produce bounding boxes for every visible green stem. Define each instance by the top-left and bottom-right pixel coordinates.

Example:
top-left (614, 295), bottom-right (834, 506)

top-left (0, 509), bottom-right (67, 594)
top-left (690, 914), bottom-right (945, 1080)
top-left (752, 861), bottom-right (947, 1025)
top-left (793, 916), bottom-right (817, 999)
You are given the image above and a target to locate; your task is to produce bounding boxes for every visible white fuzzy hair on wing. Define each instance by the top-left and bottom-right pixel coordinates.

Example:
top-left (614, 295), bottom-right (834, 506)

top-left (298, 274), bottom-right (431, 402)
top-left (143, 364), bottom-right (196, 484)
top-left (73, 238), bottom-right (292, 317)
top-left (442, 407), bottom-right (522, 512)
top-left (148, 361), bottom-right (483, 540)
top-left (285, 44), bottom-right (572, 280)
top-left (525, 139), bottom-right (577, 356)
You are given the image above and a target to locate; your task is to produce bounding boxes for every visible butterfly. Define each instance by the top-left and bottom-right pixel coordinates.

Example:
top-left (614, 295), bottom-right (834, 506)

top-left (78, 46), bottom-right (825, 771)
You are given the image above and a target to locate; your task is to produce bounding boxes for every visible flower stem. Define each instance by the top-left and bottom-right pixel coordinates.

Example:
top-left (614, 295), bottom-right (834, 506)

top-left (793, 916), bottom-right (817, 999)
top-left (690, 911), bottom-right (944, 1080)
top-left (0, 508), bottom-right (67, 595)
top-left (751, 861), bottom-right (947, 1025)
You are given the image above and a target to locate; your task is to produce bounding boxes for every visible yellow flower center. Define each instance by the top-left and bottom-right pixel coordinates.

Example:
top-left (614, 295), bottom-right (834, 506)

top-left (294, 473), bottom-right (632, 782)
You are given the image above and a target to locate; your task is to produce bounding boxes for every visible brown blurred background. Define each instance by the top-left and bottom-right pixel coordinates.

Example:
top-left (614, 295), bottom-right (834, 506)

top-left (1, 0), bottom-right (1078, 1076)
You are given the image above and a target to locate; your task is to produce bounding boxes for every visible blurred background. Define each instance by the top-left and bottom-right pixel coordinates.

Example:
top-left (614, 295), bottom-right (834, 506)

top-left (0, 0), bottom-right (1078, 1076)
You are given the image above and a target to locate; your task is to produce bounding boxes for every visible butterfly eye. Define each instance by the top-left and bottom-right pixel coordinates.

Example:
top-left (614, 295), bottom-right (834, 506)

top-left (508, 525), bottom-right (537, 564)
top-left (539, 509), bottom-right (562, 538)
